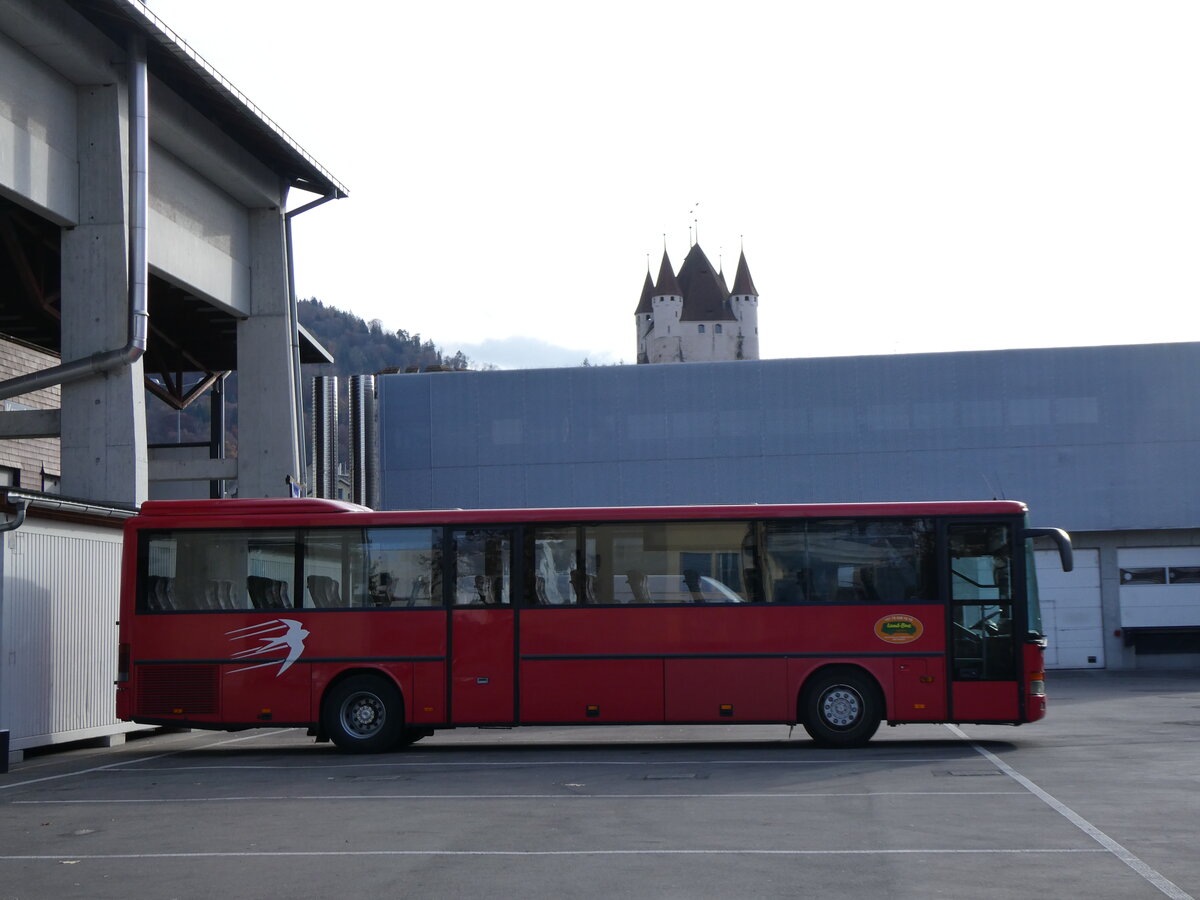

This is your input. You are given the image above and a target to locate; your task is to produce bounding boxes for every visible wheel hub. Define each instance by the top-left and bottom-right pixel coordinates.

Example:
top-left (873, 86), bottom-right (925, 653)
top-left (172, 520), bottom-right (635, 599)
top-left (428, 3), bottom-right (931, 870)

top-left (345, 695), bottom-right (383, 735)
top-left (821, 687), bottom-right (861, 728)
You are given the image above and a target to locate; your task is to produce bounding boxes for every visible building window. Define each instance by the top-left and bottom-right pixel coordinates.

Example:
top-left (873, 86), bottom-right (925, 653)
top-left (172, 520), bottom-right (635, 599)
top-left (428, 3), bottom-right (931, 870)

top-left (1169, 567), bottom-right (1200, 584)
top-left (698, 324), bottom-right (706, 334)
top-left (42, 472), bottom-right (60, 494)
top-left (715, 324), bottom-right (723, 334)
top-left (1121, 568), bottom-right (1166, 585)
top-left (0, 466), bottom-right (17, 487)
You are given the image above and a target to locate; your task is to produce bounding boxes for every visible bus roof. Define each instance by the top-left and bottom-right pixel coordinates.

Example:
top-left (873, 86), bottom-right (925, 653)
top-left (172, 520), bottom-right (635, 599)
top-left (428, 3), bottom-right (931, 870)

top-left (133, 498), bottom-right (1029, 526)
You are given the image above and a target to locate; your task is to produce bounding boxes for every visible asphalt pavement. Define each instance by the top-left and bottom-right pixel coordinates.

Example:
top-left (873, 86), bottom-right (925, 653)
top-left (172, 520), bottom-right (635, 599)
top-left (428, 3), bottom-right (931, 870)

top-left (1, 669), bottom-right (1197, 899)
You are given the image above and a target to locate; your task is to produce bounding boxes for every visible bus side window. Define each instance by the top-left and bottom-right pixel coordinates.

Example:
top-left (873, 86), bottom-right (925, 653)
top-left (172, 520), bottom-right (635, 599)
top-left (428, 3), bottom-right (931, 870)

top-left (453, 529), bottom-right (511, 606)
top-left (529, 527), bottom-right (591, 605)
top-left (764, 522), bottom-right (806, 603)
top-left (302, 530), bottom-right (357, 608)
top-left (365, 527), bottom-right (442, 608)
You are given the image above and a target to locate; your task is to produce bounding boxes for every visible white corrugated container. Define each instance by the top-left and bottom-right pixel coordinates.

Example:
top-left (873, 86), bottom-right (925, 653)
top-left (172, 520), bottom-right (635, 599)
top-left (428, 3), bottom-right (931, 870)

top-left (0, 514), bottom-right (144, 755)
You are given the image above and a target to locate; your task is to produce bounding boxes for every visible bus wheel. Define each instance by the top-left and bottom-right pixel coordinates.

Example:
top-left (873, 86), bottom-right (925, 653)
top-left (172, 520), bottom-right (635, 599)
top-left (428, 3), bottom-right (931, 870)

top-left (322, 674), bottom-right (405, 753)
top-left (800, 668), bottom-right (882, 747)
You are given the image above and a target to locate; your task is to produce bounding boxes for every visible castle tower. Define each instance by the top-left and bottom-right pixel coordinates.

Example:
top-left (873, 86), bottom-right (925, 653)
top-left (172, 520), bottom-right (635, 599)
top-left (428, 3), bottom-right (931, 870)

top-left (648, 251), bottom-right (684, 363)
top-left (634, 269), bottom-right (655, 364)
top-left (729, 250), bottom-right (760, 360)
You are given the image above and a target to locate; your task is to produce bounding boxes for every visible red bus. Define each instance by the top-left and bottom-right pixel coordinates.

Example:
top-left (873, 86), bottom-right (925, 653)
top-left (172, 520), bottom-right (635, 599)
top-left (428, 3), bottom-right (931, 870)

top-left (116, 499), bottom-right (1072, 751)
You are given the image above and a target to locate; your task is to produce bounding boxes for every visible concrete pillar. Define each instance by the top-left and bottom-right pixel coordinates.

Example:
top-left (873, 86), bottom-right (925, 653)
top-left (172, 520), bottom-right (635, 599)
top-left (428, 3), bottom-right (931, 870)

top-left (235, 206), bottom-right (300, 497)
top-left (59, 81), bottom-right (148, 505)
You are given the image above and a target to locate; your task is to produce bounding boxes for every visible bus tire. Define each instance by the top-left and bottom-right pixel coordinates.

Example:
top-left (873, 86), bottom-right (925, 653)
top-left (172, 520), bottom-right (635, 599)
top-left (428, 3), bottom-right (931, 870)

top-left (322, 674), bottom-right (405, 753)
top-left (397, 728), bottom-right (431, 747)
top-left (800, 668), bottom-right (882, 747)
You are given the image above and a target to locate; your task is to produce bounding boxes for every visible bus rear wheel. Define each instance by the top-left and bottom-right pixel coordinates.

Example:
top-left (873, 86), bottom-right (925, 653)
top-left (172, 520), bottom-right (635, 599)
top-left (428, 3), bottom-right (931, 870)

top-left (801, 668), bottom-right (882, 747)
top-left (323, 674), bottom-right (405, 753)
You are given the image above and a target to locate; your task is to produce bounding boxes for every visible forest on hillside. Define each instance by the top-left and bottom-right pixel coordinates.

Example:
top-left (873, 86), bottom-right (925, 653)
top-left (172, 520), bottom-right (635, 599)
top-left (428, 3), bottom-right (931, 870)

top-left (145, 298), bottom-right (474, 449)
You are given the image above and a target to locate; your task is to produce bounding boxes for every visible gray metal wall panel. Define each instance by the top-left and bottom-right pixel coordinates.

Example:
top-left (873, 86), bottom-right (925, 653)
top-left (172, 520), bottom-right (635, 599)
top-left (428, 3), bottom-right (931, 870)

top-left (378, 343), bottom-right (1200, 533)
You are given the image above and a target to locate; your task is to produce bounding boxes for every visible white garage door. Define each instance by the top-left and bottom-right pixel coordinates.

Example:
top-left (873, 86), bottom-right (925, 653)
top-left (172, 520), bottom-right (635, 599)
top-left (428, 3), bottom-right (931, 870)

top-left (1036, 548), bottom-right (1103, 669)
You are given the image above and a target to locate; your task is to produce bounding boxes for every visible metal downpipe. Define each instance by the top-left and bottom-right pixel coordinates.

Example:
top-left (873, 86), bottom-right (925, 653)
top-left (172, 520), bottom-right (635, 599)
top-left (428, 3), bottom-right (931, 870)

top-left (0, 35), bottom-right (149, 403)
top-left (0, 498), bottom-right (28, 533)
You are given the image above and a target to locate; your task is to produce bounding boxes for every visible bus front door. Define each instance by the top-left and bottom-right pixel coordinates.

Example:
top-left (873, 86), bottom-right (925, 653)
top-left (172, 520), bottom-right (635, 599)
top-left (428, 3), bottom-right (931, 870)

top-left (448, 528), bottom-right (517, 724)
top-left (947, 522), bottom-right (1021, 722)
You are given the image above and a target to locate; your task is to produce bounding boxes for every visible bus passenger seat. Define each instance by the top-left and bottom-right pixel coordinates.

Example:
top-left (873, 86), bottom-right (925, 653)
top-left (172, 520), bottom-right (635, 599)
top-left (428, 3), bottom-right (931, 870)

top-left (150, 575), bottom-right (176, 611)
top-left (246, 576), bottom-right (271, 609)
top-left (625, 570), bottom-right (650, 604)
top-left (774, 574), bottom-right (805, 604)
top-left (306, 575), bottom-right (342, 608)
top-left (408, 575), bottom-right (430, 606)
top-left (871, 567), bottom-right (907, 604)
top-left (474, 575), bottom-right (494, 605)
top-left (570, 570), bottom-right (597, 604)
top-left (268, 579), bottom-right (283, 608)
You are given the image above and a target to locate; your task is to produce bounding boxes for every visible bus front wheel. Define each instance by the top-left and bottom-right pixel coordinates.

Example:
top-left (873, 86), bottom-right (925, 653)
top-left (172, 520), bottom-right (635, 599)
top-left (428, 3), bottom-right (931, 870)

top-left (322, 674), bottom-right (405, 753)
top-left (800, 668), bottom-right (882, 747)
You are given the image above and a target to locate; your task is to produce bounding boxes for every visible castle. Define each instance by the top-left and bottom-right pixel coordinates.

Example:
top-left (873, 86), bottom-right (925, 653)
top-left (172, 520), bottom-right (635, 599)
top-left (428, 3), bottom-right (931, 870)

top-left (634, 242), bottom-right (760, 364)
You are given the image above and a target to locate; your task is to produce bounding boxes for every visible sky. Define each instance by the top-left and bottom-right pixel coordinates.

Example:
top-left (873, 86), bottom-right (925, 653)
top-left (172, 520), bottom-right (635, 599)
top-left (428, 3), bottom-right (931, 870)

top-left (144, 0), bottom-right (1200, 369)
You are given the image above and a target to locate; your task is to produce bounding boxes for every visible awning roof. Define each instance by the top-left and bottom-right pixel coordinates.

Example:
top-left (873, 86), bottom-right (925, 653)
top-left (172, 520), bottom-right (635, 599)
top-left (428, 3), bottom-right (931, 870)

top-left (67, 0), bottom-right (348, 199)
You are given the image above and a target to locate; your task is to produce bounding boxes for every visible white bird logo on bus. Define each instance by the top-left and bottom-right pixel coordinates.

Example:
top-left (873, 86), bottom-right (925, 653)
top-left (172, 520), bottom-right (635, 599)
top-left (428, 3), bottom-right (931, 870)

top-left (226, 619), bottom-right (310, 676)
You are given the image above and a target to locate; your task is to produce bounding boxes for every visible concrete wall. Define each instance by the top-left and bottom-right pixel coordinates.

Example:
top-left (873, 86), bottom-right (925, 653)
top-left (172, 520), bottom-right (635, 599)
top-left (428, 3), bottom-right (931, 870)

top-left (0, 27), bottom-right (79, 224)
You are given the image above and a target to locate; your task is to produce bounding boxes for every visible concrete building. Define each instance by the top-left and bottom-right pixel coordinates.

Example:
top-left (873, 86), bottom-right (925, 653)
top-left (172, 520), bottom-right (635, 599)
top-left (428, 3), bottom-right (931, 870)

top-left (377, 342), bottom-right (1200, 672)
top-left (0, 0), bottom-right (343, 762)
top-left (635, 244), bottom-right (759, 364)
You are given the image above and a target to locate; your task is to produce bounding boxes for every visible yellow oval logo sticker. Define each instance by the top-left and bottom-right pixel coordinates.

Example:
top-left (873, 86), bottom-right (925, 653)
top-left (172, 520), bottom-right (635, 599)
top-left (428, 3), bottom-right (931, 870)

top-left (875, 614), bottom-right (923, 644)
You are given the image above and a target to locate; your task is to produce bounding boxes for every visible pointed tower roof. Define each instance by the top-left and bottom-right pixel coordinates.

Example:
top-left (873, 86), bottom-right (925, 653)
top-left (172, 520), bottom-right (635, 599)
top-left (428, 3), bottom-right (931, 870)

top-left (653, 250), bottom-right (682, 297)
top-left (677, 243), bottom-right (735, 321)
top-left (634, 270), bottom-right (655, 314)
top-left (730, 250), bottom-right (759, 296)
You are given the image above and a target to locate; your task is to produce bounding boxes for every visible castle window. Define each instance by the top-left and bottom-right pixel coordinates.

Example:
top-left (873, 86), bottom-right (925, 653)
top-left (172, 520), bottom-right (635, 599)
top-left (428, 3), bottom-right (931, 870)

top-left (698, 324), bottom-right (706, 334)
top-left (716, 324), bottom-right (723, 334)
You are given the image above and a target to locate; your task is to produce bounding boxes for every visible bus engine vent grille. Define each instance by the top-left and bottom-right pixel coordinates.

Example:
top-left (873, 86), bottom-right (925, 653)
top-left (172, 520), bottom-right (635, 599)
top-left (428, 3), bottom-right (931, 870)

top-left (137, 665), bottom-right (219, 715)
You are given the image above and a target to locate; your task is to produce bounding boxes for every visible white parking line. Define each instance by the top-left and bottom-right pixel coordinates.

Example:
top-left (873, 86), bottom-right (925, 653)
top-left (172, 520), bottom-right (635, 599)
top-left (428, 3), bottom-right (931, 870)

top-left (947, 725), bottom-right (1194, 900)
top-left (13, 790), bottom-right (1030, 804)
top-left (0, 731), bottom-right (291, 793)
top-left (0, 848), bottom-right (1110, 861)
top-left (95, 755), bottom-right (985, 773)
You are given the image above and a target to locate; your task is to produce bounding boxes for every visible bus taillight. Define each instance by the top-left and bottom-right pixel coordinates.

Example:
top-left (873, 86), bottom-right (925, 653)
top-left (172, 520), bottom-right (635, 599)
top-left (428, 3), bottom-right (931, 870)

top-left (1028, 671), bottom-right (1045, 696)
top-left (116, 642), bottom-right (130, 683)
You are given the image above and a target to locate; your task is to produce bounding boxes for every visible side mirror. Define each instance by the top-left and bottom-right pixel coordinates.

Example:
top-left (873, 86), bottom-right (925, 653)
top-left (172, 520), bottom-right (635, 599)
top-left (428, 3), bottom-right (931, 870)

top-left (1026, 527), bottom-right (1073, 573)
